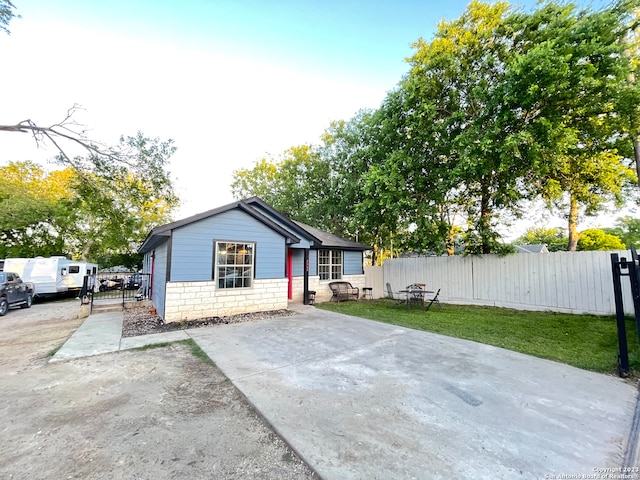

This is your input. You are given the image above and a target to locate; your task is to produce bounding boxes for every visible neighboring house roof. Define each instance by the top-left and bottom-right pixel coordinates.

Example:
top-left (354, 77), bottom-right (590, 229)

top-left (515, 244), bottom-right (549, 254)
top-left (138, 197), bottom-right (370, 253)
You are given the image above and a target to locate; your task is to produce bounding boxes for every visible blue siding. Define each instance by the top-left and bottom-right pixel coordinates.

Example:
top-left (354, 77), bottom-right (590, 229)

top-left (152, 241), bottom-right (168, 319)
top-left (292, 249), bottom-right (304, 276)
top-left (251, 205), bottom-right (314, 248)
top-left (344, 250), bottom-right (363, 275)
top-left (309, 250), bottom-right (317, 276)
top-left (291, 249), bottom-right (318, 276)
top-left (170, 209), bottom-right (287, 281)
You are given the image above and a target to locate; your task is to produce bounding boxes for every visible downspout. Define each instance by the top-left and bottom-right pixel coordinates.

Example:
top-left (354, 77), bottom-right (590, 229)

top-left (303, 249), bottom-right (310, 305)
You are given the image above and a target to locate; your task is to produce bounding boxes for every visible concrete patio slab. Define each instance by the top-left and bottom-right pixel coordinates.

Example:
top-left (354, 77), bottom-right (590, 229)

top-left (188, 308), bottom-right (639, 479)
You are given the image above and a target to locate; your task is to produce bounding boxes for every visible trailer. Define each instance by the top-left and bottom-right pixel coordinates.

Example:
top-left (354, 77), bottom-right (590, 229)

top-left (64, 261), bottom-right (99, 295)
top-left (1, 257), bottom-right (98, 298)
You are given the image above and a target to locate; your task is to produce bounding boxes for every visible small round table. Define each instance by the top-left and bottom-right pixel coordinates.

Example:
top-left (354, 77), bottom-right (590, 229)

top-left (362, 287), bottom-right (373, 300)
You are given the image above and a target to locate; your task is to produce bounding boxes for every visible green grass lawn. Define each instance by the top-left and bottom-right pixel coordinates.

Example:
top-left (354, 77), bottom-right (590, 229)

top-left (316, 299), bottom-right (640, 377)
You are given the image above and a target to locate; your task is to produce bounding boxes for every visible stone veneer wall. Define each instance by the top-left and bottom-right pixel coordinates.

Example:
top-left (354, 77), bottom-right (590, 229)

top-left (164, 278), bottom-right (288, 323)
top-left (292, 274), bottom-right (366, 304)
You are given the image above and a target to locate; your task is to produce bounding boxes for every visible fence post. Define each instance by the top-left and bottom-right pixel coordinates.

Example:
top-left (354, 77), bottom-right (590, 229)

top-left (611, 253), bottom-right (630, 377)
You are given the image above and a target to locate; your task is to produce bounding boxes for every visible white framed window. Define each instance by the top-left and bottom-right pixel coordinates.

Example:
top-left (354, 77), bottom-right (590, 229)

top-left (214, 241), bottom-right (255, 289)
top-left (318, 249), bottom-right (342, 281)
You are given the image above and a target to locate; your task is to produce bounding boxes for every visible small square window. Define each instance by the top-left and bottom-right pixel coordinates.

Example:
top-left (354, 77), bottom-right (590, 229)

top-left (318, 249), bottom-right (342, 280)
top-left (214, 241), bottom-right (255, 289)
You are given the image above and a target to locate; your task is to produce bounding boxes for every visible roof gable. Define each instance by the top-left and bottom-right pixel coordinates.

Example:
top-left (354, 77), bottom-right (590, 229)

top-left (139, 199), bottom-right (300, 253)
top-left (138, 197), bottom-right (370, 253)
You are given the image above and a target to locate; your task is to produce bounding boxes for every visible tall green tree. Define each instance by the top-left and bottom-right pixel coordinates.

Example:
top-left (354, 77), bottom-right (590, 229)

top-left (503, 1), bottom-right (638, 250)
top-left (0, 133), bottom-right (179, 264)
top-left (319, 111), bottom-right (403, 263)
top-left (404, 0), bottom-right (527, 254)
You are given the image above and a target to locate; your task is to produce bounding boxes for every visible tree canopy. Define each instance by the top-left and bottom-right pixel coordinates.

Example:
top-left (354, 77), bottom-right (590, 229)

top-left (232, 0), bottom-right (639, 259)
top-left (604, 216), bottom-right (640, 248)
top-left (577, 228), bottom-right (626, 251)
top-left (0, 133), bottom-right (179, 267)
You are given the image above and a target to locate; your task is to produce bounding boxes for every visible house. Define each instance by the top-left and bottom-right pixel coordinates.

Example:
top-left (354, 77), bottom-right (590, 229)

top-left (515, 244), bottom-right (549, 254)
top-left (138, 197), bottom-right (370, 322)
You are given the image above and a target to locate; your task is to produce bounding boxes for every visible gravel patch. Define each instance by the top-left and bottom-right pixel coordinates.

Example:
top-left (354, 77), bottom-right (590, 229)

top-left (122, 303), bottom-right (297, 337)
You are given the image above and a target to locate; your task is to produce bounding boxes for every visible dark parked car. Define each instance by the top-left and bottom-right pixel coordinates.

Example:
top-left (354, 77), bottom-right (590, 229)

top-left (0, 272), bottom-right (34, 316)
top-left (126, 274), bottom-right (143, 290)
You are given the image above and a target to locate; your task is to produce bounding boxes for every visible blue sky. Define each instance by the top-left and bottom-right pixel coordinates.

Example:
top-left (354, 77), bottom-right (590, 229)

top-left (0, 0), bottom-right (619, 235)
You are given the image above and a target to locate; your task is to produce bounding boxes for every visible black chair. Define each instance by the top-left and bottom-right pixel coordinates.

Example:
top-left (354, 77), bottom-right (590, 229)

top-left (425, 288), bottom-right (442, 311)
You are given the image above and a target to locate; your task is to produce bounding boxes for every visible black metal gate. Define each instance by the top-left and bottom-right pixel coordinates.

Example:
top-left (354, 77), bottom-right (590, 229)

top-left (83, 272), bottom-right (151, 311)
top-left (610, 245), bottom-right (640, 377)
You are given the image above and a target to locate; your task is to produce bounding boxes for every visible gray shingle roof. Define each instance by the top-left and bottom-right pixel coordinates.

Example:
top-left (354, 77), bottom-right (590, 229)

top-left (293, 220), bottom-right (370, 251)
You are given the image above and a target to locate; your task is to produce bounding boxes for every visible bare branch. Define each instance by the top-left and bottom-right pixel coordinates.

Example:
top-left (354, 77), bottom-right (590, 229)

top-left (0, 105), bottom-right (118, 160)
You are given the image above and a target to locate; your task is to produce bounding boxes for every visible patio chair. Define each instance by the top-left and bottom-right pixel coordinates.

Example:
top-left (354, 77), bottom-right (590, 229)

top-left (405, 283), bottom-right (425, 309)
top-left (424, 288), bottom-right (442, 311)
top-left (386, 283), bottom-right (405, 304)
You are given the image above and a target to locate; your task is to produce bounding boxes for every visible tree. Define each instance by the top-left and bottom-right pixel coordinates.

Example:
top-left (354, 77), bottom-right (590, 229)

top-left (577, 228), bottom-right (626, 250)
top-left (0, 161), bottom-right (74, 258)
top-left (502, 1), bottom-right (638, 250)
top-left (231, 144), bottom-right (332, 228)
top-left (404, 1), bottom-right (530, 254)
top-left (0, 134), bottom-right (179, 264)
top-left (615, 5), bottom-right (640, 188)
top-left (0, 107), bottom-right (177, 200)
top-left (0, 0), bottom-right (18, 35)
top-left (513, 227), bottom-right (569, 252)
top-left (604, 216), bottom-right (640, 248)
top-left (319, 111), bottom-right (407, 264)
top-left (64, 132), bottom-right (179, 262)
top-left (236, 0), bottom-right (639, 261)
top-left (359, 88), bottom-right (468, 257)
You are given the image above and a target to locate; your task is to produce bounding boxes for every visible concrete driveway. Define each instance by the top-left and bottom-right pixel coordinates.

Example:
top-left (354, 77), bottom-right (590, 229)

top-left (189, 305), bottom-right (639, 479)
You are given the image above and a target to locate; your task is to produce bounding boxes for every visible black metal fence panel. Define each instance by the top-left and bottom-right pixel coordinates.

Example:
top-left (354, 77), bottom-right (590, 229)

top-left (85, 272), bottom-right (151, 308)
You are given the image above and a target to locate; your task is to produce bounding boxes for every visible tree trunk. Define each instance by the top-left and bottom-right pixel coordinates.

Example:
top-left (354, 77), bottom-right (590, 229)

top-left (371, 244), bottom-right (378, 267)
top-left (567, 195), bottom-right (580, 251)
top-left (635, 136), bottom-right (640, 188)
top-left (80, 238), bottom-right (95, 262)
top-left (480, 183), bottom-right (492, 254)
top-left (445, 225), bottom-right (456, 256)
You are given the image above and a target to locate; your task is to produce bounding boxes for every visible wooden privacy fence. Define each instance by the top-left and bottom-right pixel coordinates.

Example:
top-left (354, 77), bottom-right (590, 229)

top-left (374, 251), bottom-right (635, 315)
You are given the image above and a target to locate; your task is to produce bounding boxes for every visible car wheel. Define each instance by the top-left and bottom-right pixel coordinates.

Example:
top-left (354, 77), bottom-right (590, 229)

top-left (0, 297), bottom-right (8, 316)
top-left (21, 294), bottom-right (32, 309)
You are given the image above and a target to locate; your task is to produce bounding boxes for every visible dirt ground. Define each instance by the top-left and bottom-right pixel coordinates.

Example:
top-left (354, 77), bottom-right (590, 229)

top-left (0, 299), bottom-right (317, 479)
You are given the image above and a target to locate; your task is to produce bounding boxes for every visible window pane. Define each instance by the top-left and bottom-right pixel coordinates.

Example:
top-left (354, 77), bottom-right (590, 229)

top-left (214, 241), bottom-right (254, 288)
